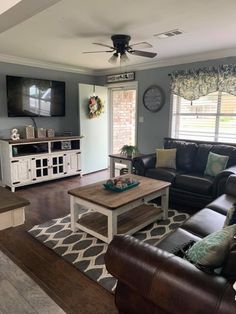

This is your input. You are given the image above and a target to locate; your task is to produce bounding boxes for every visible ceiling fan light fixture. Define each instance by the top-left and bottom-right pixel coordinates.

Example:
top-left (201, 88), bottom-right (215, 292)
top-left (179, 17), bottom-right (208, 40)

top-left (108, 52), bottom-right (118, 64)
top-left (120, 52), bottom-right (129, 64)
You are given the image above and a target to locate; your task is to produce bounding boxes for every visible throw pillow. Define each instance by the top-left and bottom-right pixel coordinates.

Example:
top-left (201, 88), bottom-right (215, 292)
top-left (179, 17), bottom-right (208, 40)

top-left (224, 204), bottom-right (236, 227)
top-left (185, 224), bottom-right (236, 268)
top-left (204, 152), bottom-right (229, 177)
top-left (155, 148), bottom-right (176, 169)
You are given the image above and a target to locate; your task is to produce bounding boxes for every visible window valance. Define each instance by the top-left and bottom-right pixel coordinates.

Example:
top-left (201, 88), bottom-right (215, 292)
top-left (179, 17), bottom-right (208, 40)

top-left (170, 64), bottom-right (236, 101)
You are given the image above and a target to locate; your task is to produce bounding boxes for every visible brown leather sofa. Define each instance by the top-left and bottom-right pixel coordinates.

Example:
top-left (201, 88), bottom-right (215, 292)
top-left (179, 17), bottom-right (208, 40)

top-left (133, 137), bottom-right (236, 209)
top-left (105, 175), bottom-right (236, 314)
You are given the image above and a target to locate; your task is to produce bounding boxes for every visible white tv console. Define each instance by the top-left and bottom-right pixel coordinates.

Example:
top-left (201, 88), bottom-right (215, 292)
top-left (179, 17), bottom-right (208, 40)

top-left (0, 136), bottom-right (82, 192)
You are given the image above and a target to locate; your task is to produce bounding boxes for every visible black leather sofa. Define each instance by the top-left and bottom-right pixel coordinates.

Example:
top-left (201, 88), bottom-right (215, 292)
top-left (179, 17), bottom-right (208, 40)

top-left (133, 137), bottom-right (236, 209)
top-left (105, 175), bottom-right (236, 314)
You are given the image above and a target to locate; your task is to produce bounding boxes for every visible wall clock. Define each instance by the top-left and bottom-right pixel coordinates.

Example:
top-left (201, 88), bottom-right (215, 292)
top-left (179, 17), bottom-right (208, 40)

top-left (143, 85), bottom-right (165, 112)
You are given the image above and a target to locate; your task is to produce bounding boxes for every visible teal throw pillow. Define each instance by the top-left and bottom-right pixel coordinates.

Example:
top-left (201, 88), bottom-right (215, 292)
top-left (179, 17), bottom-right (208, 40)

top-left (204, 152), bottom-right (229, 177)
top-left (224, 204), bottom-right (236, 227)
top-left (185, 224), bottom-right (236, 268)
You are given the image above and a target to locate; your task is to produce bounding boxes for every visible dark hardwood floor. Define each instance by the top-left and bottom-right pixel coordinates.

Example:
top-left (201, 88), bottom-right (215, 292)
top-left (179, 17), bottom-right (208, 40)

top-left (0, 170), bottom-right (118, 314)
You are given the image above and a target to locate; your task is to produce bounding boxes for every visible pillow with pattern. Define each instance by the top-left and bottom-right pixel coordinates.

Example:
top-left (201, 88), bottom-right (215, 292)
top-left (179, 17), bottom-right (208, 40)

top-left (185, 224), bottom-right (236, 268)
top-left (204, 152), bottom-right (229, 177)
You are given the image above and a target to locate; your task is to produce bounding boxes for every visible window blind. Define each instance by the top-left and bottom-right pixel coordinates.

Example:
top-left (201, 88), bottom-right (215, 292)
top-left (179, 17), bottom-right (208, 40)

top-left (171, 92), bottom-right (236, 143)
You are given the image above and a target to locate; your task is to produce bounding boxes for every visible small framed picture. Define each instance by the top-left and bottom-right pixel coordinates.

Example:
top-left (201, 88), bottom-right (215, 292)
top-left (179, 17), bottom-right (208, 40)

top-left (61, 141), bottom-right (71, 150)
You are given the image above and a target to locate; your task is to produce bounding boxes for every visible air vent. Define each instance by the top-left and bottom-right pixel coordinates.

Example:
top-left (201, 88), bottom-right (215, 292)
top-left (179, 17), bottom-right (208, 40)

top-left (154, 29), bottom-right (183, 39)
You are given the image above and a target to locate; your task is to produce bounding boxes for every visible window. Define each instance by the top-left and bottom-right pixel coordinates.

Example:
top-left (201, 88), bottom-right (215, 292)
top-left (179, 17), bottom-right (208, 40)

top-left (109, 85), bottom-right (137, 154)
top-left (171, 92), bottom-right (236, 143)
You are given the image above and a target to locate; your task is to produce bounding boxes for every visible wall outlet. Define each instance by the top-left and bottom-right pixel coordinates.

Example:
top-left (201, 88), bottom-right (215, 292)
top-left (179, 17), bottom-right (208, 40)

top-left (139, 116), bottom-right (144, 123)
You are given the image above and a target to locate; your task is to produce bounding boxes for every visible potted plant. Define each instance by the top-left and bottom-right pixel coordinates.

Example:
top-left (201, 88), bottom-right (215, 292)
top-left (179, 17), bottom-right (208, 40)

top-left (120, 145), bottom-right (138, 158)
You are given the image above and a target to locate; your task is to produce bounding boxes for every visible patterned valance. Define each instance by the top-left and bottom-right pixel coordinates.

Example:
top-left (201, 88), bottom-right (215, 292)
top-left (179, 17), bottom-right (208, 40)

top-left (170, 64), bottom-right (236, 101)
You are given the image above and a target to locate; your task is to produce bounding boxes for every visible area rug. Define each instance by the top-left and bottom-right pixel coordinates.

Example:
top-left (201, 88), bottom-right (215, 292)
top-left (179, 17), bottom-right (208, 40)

top-left (28, 206), bottom-right (189, 293)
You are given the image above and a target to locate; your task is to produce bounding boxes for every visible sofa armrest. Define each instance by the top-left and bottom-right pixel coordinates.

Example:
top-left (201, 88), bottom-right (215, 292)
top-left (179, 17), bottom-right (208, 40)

top-left (133, 154), bottom-right (156, 176)
top-left (213, 166), bottom-right (236, 196)
top-left (105, 235), bottom-right (235, 314)
top-left (225, 174), bottom-right (236, 197)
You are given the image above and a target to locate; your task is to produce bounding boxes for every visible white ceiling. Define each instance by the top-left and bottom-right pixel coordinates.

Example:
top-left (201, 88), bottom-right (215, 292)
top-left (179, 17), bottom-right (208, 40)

top-left (0, 0), bottom-right (236, 74)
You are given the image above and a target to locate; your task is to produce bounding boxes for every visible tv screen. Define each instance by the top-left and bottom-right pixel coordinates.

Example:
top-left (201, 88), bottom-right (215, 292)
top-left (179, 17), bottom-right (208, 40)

top-left (7, 75), bottom-right (65, 117)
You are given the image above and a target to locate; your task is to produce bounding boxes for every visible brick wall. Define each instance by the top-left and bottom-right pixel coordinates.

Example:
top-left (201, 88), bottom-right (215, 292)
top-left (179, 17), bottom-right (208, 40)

top-left (112, 90), bottom-right (136, 154)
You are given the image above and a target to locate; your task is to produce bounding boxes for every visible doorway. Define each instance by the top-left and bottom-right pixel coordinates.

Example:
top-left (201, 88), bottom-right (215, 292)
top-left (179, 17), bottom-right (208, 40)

top-left (109, 82), bottom-right (138, 154)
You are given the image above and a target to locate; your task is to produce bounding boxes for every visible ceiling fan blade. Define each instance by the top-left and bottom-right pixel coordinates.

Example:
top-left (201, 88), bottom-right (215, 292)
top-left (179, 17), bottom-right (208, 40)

top-left (129, 42), bottom-right (153, 49)
top-left (82, 50), bottom-right (113, 54)
top-left (93, 42), bottom-right (115, 49)
top-left (130, 50), bottom-right (157, 58)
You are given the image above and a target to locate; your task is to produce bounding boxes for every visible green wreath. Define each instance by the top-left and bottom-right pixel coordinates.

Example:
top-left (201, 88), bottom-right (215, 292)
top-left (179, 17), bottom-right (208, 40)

top-left (88, 96), bottom-right (104, 118)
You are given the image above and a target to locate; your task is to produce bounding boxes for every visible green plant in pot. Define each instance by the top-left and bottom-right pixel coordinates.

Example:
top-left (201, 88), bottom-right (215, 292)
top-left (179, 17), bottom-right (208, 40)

top-left (120, 145), bottom-right (138, 158)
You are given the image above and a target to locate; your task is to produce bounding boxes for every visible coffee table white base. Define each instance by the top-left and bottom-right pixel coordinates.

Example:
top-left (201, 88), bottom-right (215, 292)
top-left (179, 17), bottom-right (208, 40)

top-left (70, 187), bottom-right (169, 243)
top-left (0, 207), bottom-right (25, 230)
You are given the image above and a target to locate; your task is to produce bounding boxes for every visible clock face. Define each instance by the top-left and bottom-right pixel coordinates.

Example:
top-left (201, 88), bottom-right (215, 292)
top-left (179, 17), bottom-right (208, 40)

top-left (143, 85), bottom-right (165, 112)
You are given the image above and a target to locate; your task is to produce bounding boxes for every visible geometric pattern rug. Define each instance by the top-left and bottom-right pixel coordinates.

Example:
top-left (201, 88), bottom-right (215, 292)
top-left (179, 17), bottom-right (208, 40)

top-left (28, 207), bottom-right (189, 294)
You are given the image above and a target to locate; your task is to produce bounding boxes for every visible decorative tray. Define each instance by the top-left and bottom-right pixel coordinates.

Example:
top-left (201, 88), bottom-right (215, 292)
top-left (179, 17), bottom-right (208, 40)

top-left (103, 181), bottom-right (140, 192)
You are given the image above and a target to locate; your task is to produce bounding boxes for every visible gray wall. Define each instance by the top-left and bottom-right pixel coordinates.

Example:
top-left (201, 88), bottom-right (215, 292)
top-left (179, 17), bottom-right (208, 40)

top-left (1, 56), bottom-right (236, 151)
top-left (98, 56), bottom-right (236, 154)
top-left (0, 62), bottom-right (95, 138)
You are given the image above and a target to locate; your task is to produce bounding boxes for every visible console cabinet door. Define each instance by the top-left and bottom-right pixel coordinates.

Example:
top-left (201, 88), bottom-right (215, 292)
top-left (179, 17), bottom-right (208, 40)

top-left (66, 152), bottom-right (81, 175)
top-left (31, 156), bottom-right (50, 181)
top-left (11, 159), bottom-right (32, 185)
top-left (50, 154), bottom-right (66, 177)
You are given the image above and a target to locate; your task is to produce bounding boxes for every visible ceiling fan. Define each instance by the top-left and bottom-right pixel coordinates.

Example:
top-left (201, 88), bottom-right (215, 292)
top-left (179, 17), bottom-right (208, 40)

top-left (83, 34), bottom-right (157, 64)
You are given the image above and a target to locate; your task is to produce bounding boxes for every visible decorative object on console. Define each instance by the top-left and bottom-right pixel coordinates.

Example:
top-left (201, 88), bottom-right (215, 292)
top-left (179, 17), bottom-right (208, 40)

top-left (47, 128), bottom-right (55, 138)
top-left (10, 128), bottom-right (20, 141)
top-left (143, 85), bottom-right (165, 112)
top-left (155, 148), bottom-right (176, 169)
top-left (204, 152), bottom-right (229, 177)
top-left (36, 128), bottom-right (46, 138)
top-left (25, 125), bottom-right (35, 139)
top-left (61, 141), bottom-right (71, 150)
top-left (185, 224), bottom-right (236, 268)
top-left (120, 145), bottom-right (138, 158)
top-left (88, 96), bottom-right (104, 118)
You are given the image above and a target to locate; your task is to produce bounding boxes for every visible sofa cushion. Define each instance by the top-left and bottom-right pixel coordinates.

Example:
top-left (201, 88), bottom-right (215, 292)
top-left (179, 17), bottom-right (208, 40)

top-left (155, 148), bottom-right (176, 169)
top-left (192, 144), bottom-right (213, 174)
top-left (207, 194), bottom-right (236, 215)
top-left (182, 208), bottom-right (225, 237)
top-left (174, 173), bottom-right (214, 195)
top-left (157, 227), bottom-right (201, 253)
top-left (185, 224), bottom-right (236, 268)
top-left (164, 140), bottom-right (198, 172)
top-left (145, 168), bottom-right (181, 183)
top-left (204, 152), bottom-right (229, 177)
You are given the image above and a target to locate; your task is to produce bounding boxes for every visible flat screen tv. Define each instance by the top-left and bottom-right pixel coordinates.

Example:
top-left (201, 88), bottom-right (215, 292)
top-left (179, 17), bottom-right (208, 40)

top-left (7, 75), bottom-right (65, 117)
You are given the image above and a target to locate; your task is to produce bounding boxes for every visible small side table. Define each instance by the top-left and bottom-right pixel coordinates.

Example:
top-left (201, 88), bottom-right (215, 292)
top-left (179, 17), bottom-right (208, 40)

top-left (109, 154), bottom-right (143, 178)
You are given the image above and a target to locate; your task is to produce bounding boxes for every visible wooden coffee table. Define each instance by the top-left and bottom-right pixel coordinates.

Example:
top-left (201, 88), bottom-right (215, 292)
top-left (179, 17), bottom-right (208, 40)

top-left (68, 175), bottom-right (170, 243)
